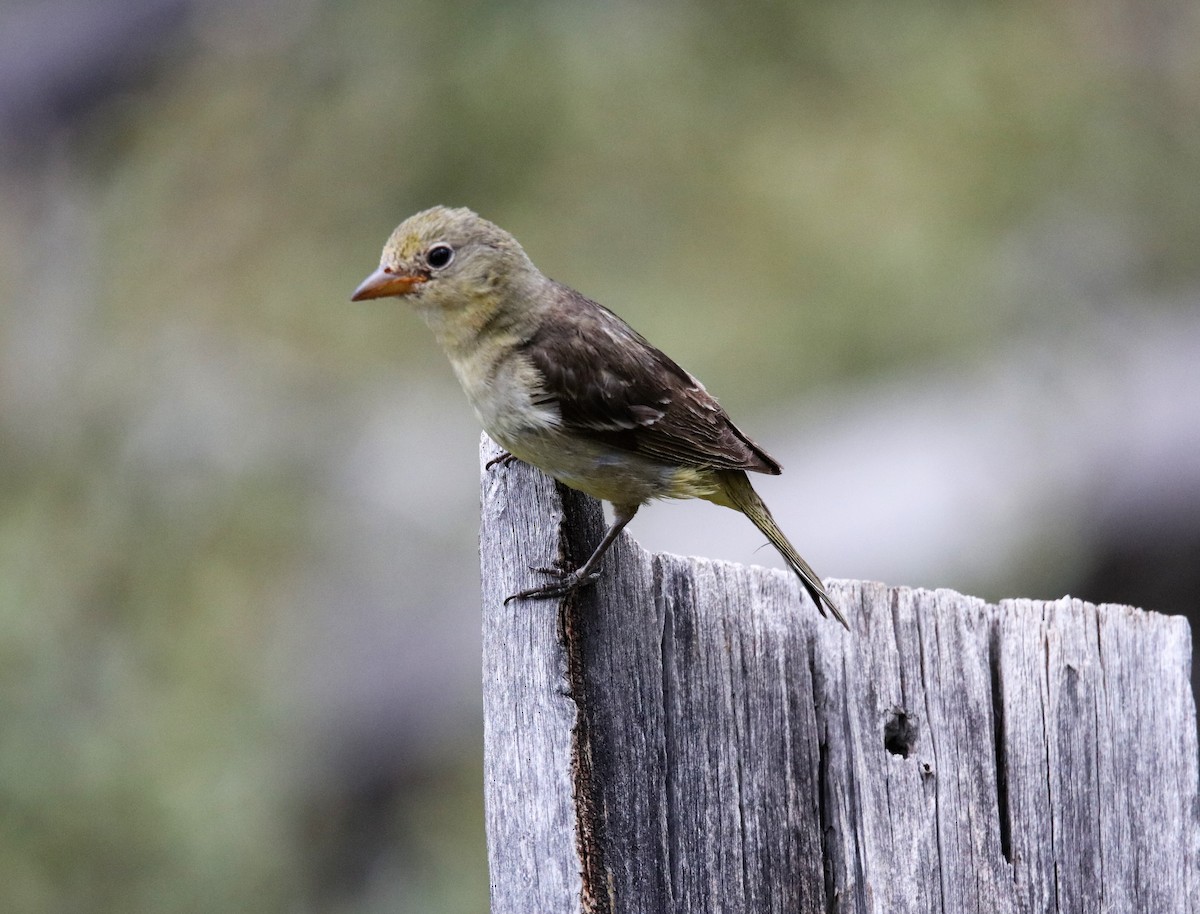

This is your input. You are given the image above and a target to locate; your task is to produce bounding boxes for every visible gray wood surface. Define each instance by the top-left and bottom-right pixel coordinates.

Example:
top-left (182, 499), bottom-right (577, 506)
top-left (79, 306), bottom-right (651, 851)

top-left (479, 435), bottom-right (1199, 914)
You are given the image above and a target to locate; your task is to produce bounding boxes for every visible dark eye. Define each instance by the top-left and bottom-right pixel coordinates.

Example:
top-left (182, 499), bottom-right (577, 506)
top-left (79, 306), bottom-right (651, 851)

top-left (426, 244), bottom-right (454, 269)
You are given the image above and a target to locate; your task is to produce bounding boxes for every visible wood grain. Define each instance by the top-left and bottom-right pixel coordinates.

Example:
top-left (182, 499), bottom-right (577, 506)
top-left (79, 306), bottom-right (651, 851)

top-left (479, 435), bottom-right (1199, 914)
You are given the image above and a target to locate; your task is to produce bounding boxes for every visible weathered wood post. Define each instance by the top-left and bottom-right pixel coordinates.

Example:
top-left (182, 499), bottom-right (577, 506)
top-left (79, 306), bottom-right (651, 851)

top-left (479, 434), bottom-right (1199, 914)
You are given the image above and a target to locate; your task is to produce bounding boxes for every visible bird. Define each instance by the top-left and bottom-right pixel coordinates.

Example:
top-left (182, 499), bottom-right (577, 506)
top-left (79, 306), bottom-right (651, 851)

top-left (351, 206), bottom-right (847, 628)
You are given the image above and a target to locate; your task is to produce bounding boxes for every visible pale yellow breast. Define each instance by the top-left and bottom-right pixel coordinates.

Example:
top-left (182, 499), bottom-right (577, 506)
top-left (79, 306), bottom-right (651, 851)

top-left (453, 348), bottom-right (560, 443)
top-left (439, 330), bottom-right (724, 509)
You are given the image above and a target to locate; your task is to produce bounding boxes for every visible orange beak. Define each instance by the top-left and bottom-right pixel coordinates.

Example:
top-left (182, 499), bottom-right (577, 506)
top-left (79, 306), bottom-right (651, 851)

top-left (350, 266), bottom-right (428, 301)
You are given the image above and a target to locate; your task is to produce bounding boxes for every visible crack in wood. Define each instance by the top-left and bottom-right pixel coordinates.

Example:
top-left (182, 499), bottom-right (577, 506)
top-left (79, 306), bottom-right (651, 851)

top-left (809, 634), bottom-right (838, 914)
top-left (656, 558), bottom-right (681, 910)
top-left (555, 482), bottom-right (614, 914)
top-left (988, 623), bottom-right (1014, 866)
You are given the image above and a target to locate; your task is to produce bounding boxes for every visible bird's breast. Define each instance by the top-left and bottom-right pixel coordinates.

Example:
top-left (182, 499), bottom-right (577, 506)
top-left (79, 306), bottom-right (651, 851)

top-left (445, 341), bottom-right (723, 508)
top-left (450, 346), bottom-right (560, 442)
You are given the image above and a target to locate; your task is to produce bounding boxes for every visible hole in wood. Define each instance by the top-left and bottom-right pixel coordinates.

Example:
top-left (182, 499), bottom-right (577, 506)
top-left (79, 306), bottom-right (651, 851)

top-left (883, 707), bottom-right (918, 758)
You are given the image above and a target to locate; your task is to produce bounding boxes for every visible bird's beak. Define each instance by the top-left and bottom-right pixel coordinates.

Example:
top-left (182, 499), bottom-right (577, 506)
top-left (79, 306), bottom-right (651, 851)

top-left (350, 266), bottom-right (428, 301)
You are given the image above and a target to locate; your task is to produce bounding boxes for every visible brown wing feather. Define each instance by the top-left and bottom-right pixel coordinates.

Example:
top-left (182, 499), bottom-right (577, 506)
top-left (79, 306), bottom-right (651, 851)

top-left (518, 282), bottom-right (781, 475)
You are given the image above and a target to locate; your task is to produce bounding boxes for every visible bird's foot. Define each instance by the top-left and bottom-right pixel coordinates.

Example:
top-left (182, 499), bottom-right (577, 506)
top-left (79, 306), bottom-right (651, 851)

top-left (485, 450), bottom-right (519, 470)
top-left (503, 564), bottom-right (603, 603)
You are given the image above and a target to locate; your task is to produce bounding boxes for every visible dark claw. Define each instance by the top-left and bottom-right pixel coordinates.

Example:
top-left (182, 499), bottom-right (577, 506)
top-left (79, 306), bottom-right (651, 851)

top-left (503, 565), bottom-right (603, 603)
top-left (485, 450), bottom-right (519, 471)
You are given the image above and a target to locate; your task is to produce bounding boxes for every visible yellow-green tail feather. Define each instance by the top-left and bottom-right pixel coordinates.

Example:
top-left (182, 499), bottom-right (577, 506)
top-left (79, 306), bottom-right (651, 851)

top-left (716, 471), bottom-right (849, 630)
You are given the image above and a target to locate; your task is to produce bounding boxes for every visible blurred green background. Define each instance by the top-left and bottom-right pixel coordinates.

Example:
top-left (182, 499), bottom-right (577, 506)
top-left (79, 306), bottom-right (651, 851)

top-left (3, 0), bottom-right (1199, 910)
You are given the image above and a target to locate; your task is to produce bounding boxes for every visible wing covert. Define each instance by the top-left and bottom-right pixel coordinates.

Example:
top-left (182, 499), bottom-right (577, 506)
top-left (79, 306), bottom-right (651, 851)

top-left (518, 283), bottom-right (781, 474)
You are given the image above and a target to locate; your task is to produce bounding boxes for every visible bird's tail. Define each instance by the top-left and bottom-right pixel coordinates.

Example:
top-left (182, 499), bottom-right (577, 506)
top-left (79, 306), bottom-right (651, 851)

top-left (716, 470), bottom-right (849, 630)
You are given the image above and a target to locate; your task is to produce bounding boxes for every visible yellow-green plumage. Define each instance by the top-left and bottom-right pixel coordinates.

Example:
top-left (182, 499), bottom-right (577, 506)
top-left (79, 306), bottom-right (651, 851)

top-left (352, 206), bottom-right (847, 629)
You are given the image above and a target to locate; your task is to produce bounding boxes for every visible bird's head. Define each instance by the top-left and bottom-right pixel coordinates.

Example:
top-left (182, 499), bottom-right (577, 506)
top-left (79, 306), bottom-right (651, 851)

top-left (351, 206), bottom-right (535, 314)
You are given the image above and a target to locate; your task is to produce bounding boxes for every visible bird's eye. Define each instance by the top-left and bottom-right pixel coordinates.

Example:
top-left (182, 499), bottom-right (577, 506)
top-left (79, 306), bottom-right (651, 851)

top-left (426, 244), bottom-right (454, 269)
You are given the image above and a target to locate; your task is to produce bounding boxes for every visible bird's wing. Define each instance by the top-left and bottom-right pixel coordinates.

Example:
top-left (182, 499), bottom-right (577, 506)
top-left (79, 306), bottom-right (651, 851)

top-left (517, 283), bottom-right (781, 474)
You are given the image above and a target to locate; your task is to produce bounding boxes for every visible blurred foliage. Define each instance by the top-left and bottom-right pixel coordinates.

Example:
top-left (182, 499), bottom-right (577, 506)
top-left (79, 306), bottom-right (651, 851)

top-left (2, 0), bottom-right (1198, 910)
top-left (83, 0), bottom-right (1200, 393)
top-left (0, 453), bottom-right (299, 908)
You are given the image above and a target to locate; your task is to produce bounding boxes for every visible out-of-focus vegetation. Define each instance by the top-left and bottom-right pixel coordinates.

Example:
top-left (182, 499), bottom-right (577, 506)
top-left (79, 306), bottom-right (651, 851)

top-left (2, 0), bottom-right (1198, 910)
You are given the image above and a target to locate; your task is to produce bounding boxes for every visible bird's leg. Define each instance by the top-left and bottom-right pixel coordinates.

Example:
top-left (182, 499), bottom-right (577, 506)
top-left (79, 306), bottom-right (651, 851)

top-left (485, 450), bottom-right (519, 470)
top-left (505, 504), bottom-right (638, 603)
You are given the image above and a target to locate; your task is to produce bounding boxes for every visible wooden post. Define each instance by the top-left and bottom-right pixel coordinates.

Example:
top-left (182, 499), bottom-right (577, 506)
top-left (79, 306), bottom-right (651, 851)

top-left (478, 435), bottom-right (1199, 914)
